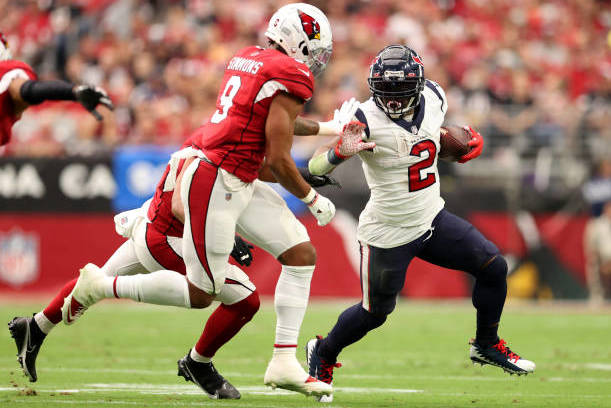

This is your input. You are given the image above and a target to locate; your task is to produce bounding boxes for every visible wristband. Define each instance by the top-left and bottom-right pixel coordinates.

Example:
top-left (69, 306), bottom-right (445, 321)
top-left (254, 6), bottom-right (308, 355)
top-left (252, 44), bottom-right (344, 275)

top-left (308, 151), bottom-right (337, 176)
top-left (317, 121), bottom-right (337, 136)
top-left (300, 188), bottom-right (317, 206)
top-left (329, 145), bottom-right (348, 163)
top-left (20, 80), bottom-right (76, 105)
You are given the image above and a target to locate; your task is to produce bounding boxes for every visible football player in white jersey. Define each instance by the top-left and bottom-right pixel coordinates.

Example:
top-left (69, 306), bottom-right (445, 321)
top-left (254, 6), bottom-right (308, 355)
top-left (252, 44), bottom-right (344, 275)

top-left (300, 45), bottom-right (535, 401)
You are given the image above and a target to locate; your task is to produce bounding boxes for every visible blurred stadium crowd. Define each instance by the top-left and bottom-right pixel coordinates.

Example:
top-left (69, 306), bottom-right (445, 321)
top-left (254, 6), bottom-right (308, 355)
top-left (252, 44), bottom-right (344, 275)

top-left (0, 0), bottom-right (609, 161)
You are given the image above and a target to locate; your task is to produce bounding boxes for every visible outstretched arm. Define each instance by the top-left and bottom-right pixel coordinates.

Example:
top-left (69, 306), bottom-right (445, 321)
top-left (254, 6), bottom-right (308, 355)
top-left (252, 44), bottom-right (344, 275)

top-left (294, 97), bottom-right (360, 136)
top-left (308, 121), bottom-right (375, 176)
top-left (8, 77), bottom-right (114, 120)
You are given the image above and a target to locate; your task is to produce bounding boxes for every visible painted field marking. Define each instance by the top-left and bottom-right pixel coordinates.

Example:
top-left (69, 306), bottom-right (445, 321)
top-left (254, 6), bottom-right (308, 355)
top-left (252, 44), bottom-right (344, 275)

top-left (4, 365), bottom-right (611, 384)
top-left (1, 385), bottom-right (608, 401)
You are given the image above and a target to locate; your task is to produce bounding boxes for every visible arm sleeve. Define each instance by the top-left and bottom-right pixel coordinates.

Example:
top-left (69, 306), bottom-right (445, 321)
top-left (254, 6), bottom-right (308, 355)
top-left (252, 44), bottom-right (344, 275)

top-left (20, 80), bottom-right (76, 105)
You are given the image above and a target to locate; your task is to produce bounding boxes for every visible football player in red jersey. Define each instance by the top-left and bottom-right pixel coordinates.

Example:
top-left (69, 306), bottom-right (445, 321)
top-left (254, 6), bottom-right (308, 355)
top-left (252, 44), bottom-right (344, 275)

top-left (0, 32), bottom-right (114, 146)
top-left (41, 2), bottom-right (336, 399)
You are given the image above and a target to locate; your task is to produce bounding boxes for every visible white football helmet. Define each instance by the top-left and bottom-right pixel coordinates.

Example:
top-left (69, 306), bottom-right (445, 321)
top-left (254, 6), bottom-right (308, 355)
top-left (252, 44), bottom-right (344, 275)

top-left (0, 32), bottom-right (12, 61)
top-left (265, 3), bottom-right (332, 77)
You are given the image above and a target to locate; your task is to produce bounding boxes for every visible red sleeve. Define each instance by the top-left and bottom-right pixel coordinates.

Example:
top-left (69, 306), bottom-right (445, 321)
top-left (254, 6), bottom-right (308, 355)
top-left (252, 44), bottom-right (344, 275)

top-left (0, 60), bottom-right (37, 82)
top-left (268, 59), bottom-right (314, 102)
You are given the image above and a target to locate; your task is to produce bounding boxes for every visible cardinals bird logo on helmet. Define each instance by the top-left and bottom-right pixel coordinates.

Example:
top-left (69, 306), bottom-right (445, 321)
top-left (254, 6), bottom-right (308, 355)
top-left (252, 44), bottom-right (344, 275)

top-left (298, 11), bottom-right (321, 41)
top-left (0, 31), bottom-right (12, 61)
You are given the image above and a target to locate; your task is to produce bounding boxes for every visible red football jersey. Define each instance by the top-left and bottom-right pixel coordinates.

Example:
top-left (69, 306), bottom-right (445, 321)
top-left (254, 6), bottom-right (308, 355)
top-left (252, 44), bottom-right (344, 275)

top-left (188, 46), bottom-right (314, 182)
top-left (147, 46), bottom-right (314, 234)
top-left (0, 60), bottom-right (37, 145)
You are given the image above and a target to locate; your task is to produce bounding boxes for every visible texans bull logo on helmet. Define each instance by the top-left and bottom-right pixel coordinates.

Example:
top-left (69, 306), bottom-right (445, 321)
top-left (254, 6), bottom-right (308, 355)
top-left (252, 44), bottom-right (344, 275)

top-left (298, 10), bottom-right (321, 41)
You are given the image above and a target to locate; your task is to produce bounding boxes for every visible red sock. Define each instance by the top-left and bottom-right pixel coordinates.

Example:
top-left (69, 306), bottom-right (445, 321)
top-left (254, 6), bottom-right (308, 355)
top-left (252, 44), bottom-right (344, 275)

top-left (194, 291), bottom-right (260, 358)
top-left (43, 278), bottom-right (78, 324)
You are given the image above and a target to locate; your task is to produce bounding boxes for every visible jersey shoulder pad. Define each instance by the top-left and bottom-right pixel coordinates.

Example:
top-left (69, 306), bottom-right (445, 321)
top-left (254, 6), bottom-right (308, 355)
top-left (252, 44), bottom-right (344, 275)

top-left (264, 54), bottom-right (314, 102)
top-left (353, 101), bottom-right (372, 139)
top-left (0, 60), bottom-right (37, 81)
top-left (424, 79), bottom-right (447, 113)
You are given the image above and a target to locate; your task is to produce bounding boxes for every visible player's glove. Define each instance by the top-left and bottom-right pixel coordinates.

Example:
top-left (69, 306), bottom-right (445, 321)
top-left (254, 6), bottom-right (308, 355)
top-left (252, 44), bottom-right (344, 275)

top-left (458, 126), bottom-right (483, 164)
top-left (73, 85), bottom-right (115, 121)
top-left (298, 167), bottom-right (341, 188)
top-left (301, 188), bottom-right (336, 226)
top-left (230, 235), bottom-right (254, 267)
top-left (335, 121), bottom-right (376, 158)
top-left (318, 97), bottom-right (361, 135)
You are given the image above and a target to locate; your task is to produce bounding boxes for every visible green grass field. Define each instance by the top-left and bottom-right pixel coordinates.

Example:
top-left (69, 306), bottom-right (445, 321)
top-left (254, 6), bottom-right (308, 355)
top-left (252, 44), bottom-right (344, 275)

top-left (1, 299), bottom-right (610, 408)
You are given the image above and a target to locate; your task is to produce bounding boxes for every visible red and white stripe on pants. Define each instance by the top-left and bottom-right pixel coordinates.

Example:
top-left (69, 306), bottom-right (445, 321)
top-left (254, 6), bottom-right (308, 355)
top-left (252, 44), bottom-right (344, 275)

top-left (359, 242), bottom-right (372, 312)
top-left (180, 158), bottom-right (254, 295)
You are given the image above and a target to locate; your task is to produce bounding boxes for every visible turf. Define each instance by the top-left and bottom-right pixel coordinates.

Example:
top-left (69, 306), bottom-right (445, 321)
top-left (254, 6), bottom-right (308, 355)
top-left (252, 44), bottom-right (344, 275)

top-left (1, 299), bottom-right (610, 407)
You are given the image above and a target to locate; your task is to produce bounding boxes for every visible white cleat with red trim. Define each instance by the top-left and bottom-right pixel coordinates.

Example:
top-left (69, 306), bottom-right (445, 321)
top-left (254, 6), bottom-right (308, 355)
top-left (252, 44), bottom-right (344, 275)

top-left (61, 263), bottom-right (106, 325)
top-left (264, 349), bottom-right (332, 398)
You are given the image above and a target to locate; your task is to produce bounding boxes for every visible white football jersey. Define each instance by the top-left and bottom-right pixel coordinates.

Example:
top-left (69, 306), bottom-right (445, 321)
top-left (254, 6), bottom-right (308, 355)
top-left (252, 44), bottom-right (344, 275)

top-left (355, 80), bottom-right (448, 248)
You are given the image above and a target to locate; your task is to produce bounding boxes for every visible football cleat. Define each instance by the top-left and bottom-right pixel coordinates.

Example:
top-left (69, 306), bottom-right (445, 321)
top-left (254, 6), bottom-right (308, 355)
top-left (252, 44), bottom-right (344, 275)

top-left (264, 349), bottom-right (332, 398)
top-left (470, 338), bottom-right (536, 375)
top-left (306, 336), bottom-right (342, 403)
top-left (61, 263), bottom-right (106, 325)
top-left (177, 353), bottom-right (240, 399)
top-left (8, 316), bottom-right (45, 382)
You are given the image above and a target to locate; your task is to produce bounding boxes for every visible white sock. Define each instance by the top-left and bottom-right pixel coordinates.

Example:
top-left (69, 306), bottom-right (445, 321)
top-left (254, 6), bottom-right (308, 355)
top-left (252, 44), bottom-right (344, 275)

top-left (112, 271), bottom-right (191, 308)
top-left (273, 264), bottom-right (314, 351)
top-left (34, 312), bottom-right (55, 335)
top-left (190, 347), bottom-right (212, 363)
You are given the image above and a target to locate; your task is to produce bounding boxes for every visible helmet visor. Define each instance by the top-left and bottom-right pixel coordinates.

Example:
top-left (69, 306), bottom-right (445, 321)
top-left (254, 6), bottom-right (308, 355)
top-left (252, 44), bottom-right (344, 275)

top-left (368, 78), bottom-right (424, 118)
top-left (308, 45), bottom-right (332, 77)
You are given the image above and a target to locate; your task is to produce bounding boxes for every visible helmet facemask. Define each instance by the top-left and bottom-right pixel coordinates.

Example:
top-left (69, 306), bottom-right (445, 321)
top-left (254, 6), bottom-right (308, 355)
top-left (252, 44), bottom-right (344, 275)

top-left (306, 44), bottom-right (332, 77)
top-left (369, 75), bottom-right (424, 119)
top-left (368, 45), bottom-right (426, 120)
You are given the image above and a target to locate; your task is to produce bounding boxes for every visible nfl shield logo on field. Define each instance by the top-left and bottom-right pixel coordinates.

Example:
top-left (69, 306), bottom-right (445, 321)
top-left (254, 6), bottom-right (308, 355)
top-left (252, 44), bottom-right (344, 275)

top-left (0, 229), bottom-right (40, 287)
top-left (225, 193), bottom-right (232, 201)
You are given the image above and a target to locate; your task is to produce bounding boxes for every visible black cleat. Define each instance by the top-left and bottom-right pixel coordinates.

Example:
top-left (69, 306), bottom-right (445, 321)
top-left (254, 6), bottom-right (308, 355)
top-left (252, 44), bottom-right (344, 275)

top-left (306, 336), bottom-right (341, 402)
top-left (8, 316), bottom-right (45, 382)
top-left (177, 353), bottom-right (240, 399)
top-left (469, 338), bottom-right (536, 375)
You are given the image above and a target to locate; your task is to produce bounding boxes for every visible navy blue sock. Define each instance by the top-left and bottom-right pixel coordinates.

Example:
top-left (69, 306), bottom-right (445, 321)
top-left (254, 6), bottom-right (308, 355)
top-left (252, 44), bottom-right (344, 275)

top-left (318, 303), bottom-right (387, 363)
top-left (472, 255), bottom-right (507, 346)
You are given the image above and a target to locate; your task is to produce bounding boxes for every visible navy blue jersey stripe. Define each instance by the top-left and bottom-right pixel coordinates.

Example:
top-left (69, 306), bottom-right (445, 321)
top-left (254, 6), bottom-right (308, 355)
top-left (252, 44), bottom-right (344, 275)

top-left (354, 108), bottom-right (370, 138)
top-left (425, 80), bottom-right (445, 111)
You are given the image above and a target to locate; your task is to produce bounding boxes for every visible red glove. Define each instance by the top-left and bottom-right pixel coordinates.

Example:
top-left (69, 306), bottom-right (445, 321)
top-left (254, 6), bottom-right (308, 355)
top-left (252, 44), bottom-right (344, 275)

top-left (458, 126), bottom-right (483, 164)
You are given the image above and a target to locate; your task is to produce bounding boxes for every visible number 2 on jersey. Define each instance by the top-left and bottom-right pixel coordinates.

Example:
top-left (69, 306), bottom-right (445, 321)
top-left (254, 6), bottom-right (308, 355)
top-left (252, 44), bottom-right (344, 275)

top-left (408, 140), bottom-right (437, 191)
top-left (210, 75), bottom-right (242, 124)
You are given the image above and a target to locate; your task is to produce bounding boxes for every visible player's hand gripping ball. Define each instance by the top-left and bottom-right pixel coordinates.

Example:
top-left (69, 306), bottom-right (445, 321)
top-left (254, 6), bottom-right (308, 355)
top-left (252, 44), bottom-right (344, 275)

top-left (439, 125), bottom-right (483, 163)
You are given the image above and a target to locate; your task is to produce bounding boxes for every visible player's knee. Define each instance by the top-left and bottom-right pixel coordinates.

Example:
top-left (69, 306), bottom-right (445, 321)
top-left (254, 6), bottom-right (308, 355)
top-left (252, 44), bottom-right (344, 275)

top-left (362, 306), bottom-right (388, 328)
top-left (187, 280), bottom-right (214, 309)
top-left (171, 195), bottom-right (185, 223)
top-left (278, 241), bottom-right (316, 266)
top-left (479, 254), bottom-right (508, 285)
top-left (368, 296), bottom-right (397, 318)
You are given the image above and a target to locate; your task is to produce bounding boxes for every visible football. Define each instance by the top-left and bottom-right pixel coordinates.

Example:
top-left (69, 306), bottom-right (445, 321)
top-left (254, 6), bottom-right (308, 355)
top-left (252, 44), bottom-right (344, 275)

top-left (439, 125), bottom-right (472, 161)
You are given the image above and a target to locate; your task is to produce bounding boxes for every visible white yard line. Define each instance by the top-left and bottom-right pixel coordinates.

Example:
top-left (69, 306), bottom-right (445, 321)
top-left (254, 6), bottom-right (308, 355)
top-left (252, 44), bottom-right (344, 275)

top-left (5, 365), bottom-right (611, 383)
top-left (0, 384), bottom-right (423, 395)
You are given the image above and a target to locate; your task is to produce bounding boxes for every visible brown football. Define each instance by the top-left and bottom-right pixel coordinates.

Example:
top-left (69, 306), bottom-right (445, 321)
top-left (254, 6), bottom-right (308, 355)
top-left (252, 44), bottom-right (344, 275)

top-left (439, 125), bottom-right (472, 161)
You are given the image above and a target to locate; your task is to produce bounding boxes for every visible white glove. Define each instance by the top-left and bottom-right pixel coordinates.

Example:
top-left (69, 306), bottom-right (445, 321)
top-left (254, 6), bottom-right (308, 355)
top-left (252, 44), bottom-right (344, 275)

top-left (318, 97), bottom-right (360, 135)
top-left (300, 189), bottom-right (336, 226)
top-left (336, 121), bottom-right (376, 157)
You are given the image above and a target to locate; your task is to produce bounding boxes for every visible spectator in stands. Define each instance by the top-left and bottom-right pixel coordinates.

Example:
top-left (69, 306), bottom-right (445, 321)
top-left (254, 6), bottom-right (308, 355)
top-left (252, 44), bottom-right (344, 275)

top-left (0, 0), bottom-right (608, 162)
